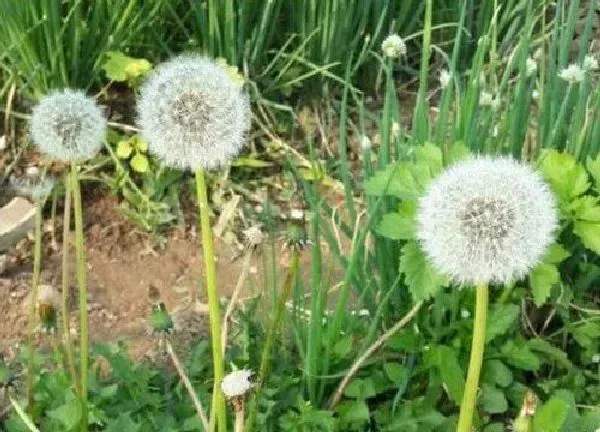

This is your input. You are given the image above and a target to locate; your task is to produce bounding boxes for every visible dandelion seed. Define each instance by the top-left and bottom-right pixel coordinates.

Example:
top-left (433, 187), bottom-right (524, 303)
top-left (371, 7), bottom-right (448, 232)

top-left (221, 369), bottom-right (254, 398)
top-left (479, 91), bottom-right (494, 107)
top-left (381, 34), bottom-right (406, 58)
top-left (417, 157), bottom-right (557, 285)
top-left (558, 64), bottom-right (585, 83)
top-left (532, 89), bottom-right (540, 101)
top-left (360, 135), bottom-right (372, 151)
top-left (526, 57), bottom-right (537, 77)
top-left (30, 89), bottom-right (106, 162)
top-left (10, 176), bottom-right (56, 201)
top-left (243, 226), bottom-right (264, 248)
top-left (584, 55), bottom-right (599, 72)
top-left (137, 55), bottom-right (251, 170)
top-left (439, 69), bottom-right (451, 89)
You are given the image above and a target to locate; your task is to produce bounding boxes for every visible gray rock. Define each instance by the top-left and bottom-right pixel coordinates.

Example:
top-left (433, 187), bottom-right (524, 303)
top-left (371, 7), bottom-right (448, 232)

top-left (0, 197), bottom-right (36, 252)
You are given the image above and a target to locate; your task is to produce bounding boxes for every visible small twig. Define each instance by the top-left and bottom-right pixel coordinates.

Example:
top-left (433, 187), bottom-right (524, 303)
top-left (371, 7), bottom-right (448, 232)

top-left (221, 251), bottom-right (254, 356)
top-left (106, 121), bottom-right (140, 133)
top-left (329, 301), bottom-right (423, 409)
top-left (165, 340), bottom-right (210, 432)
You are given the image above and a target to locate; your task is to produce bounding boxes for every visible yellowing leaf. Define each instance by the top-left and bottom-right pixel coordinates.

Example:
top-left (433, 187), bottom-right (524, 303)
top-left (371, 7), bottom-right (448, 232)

top-left (130, 153), bottom-right (149, 173)
top-left (116, 140), bottom-right (133, 159)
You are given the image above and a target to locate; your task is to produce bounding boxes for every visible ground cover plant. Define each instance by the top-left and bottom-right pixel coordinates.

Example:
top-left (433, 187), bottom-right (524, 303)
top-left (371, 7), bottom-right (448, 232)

top-left (0, 0), bottom-right (599, 431)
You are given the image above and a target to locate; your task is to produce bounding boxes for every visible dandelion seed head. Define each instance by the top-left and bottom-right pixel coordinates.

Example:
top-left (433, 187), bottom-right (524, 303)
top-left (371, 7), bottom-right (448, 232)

top-left (558, 64), bottom-right (585, 83)
top-left (584, 55), bottom-right (599, 72)
top-left (381, 34), bottom-right (406, 58)
top-left (479, 91), bottom-right (494, 107)
top-left (10, 175), bottom-right (56, 201)
top-left (137, 55), bottom-right (251, 170)
top-left (243, 226), bottom-right (264, 248)
top-left (417, 157), bottom-right (557, 285)
top-left (221, 369), bottom-right (253, 398)
top-left (532, 89), bottom-right (540, 101)
top-left (391, 122), bottom-right (401, 140)
top-left (526, 57), bottom-right (537, 77)
top-left (360, 135), bottom-right (372, 151)
top-left (30, 89), bottom-right (106, 162)
top-left (439, 69), bottom-right (451, 89)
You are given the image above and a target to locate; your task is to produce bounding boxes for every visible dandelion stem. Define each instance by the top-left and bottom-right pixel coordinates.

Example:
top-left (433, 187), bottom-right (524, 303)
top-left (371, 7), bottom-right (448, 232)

top-left (61, 173), bottom-right (79, 394)
top-left (71, 164), bottom-right (89, 432)
top-left (457, 283), bottom-right (489, 432)
top-left (26, 199), bottom-right (43, 415)
top-left (246, 248), bottom-right (301, 432)
top-left (234, 400), bottom-right (245, 432)
top-left (195, 168), bottom-right (226, 432)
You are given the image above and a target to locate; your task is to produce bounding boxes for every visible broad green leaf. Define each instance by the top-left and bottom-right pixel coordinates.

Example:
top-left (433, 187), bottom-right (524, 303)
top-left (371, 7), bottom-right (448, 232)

top-left (446, 141), bottom-right (471, 164)
top-left (102, 51), bottom-right (151, 83)
top-left (501, 341), bottom-right (540, 371)
top-left (570, 195), bottom-right (600, 221)
top-left (579, 408), bottom-right (600, 432)
top-left (480, 384), bottom-right (508, 414)
top-left (48, 399), bottom-right (82, 430)
top-left (573, 220), bottom-right (600, 254)
top-left (399, 241), bottom-right (446, 301)
top-left (428, 345), bottom-right (464, 402)
top-left (116, 140), bottom-right (133, 159)
top-left (543, 243), bottom-right (570, 264)
top-left (483, 423), bottom-right (505, 432)
top-left (586, 154), bottom-right (600, 187)
top-left (383, 362), bottom-right (406, 384)
top-left (337, 400), bottom-right (370, 424)
top-left (529, 263), bottom-right (560, 307)
top-left (130, 153), bottom-right (149, 173)
top-left (105, 412), bottom-right (140, 432)
top-left (538, 149), bottom-right (590, 203)
top-left (364, 162), bottom-right (430, 199)
top-left (572, 322), bottom-right (600, 349)
top-left (485, 304), bottom-right (520, 343)
top-left (482, 359), bottom-right (513, 388)
top-left (527, 338), bottom-right (572, 369)
top-left (533, 397), bottom-right (568, 432)
top-left (376, 201), bottom-right (416, 240)
top-left (414, 142), bottom-right (443, 174)
top-left (344, 377), bottom-right (376, 400)
top-left (333, 335), bottom-right (353, 359)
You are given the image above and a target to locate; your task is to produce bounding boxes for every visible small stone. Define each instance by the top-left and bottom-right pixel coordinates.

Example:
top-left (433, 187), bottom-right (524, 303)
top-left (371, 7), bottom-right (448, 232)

top-left (0, 255), bottom-right (6, 275)
top-left (0, 198), bottom-right (36, 252)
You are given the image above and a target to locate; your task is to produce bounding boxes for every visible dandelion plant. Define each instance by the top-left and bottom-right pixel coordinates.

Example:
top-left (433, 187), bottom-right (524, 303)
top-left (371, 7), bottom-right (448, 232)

top-left (30, 89), bottom-right (106, 432)
top-left (417, 157), bottom-right (557, 432)
top-left (137, 54), bottom-right (250, 432)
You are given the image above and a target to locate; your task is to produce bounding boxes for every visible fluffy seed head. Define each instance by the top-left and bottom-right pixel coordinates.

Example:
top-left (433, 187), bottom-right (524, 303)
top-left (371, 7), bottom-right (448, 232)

top-left (439, 69), bottom-right (451, 89)
top-left (360, 135), bottom-right (372, 151)
top-left (417, 157), bottom-right (557, 285)
top-left (137, 55), bottom-right (251, 170)
top-left (221, 369), bottom-right (253, 398)
top-left (10, 175), bottom-right (56, 201)
top-left (30, 89), bottom-right (106, 162)
top-left (558, 64), bottom-right (585, 83)
top-left (381, 34), bottom-right (406, 58)
top-left (243, 226), bottom-right (264, 248)
top-left (584, 55), bottom-right (599, 72)
top-left (526, 57), bottom-right (537, 77)
top-left (479, 91), bottom-right (494, 107)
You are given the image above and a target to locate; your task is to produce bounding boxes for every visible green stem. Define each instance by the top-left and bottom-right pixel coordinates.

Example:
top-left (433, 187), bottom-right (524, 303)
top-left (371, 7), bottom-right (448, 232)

top-left (71, 164), bottom-right (89, 432)
top-left (246, 248), bottom-right (300, 432)
top-left (26, 199), bottom-right (43, 415)
top-left (195, 168), bottom-right (226, 432)
top-left (457, 283), bottom-right (489, 432)
top-left (61, 173), bottom-right (79, 394)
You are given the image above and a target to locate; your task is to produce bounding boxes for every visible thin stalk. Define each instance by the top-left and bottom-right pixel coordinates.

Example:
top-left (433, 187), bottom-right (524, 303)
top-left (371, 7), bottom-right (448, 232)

top-left (61, 173), bottom-right (78, 393)
top-left (70, 163), bottom-right (88, 432)
top-left (26, 198), bottom-right (43, 414)
top-left (246, 248), bottom-right (301, 432)
top-left (194, 168), bottom-right (226, 432)
top-left (457, 283), bottom-right (489, 432)
top-left (234, 401), bottom-right (244, 432)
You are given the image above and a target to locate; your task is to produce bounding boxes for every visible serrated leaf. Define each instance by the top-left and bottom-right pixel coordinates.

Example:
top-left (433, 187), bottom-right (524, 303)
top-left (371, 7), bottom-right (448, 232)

top-left (573, 220), bottom-right (600, 254)
top-left (543, 243), bottom-right (570, 264)
top-left (130, 153), bottom-right (149, 173)
top-left (529, 263), bottom-right (559, 307)
top-left (337, 400), bottom-right (370, 424)
top-left (48, 399), bottom-right (82, 430)
top-left (572, 322), bottom-right (600, 349)
top-left (344, 377), bottom-right (376, 400)
top-left (533, 396), bottom-right (568, 432)
top-left (383, 362), bottom-right (406, 383)
top-left (485, 304), bottom-right (520, 343)
top-left (570, 196), bottom-right (600, 221)
top-left (102, 51), bottom-right (151, 83)
top-left (527, 338), bottom-right (572, 369)
top-left (399, 241), bottom-right (446, 301)
top-left (116, 140), bottom-right (133, 159)
top-left (482, 359), bottom-right (513, 388)
top-left (446, 141), bottom-right (471, 164)
top-left (538, 149), bottom-right (590, 203)
top-left (480, 384), bottom-right (508, 414)
top-left (105, 412), bottom-right (140, 432)
top-left (414, 142), bottom-right (443, 174)
top-left (501, 341), bottom-right (540, 371)
top-left (376, 202), bottom-right (416, 240)
top-left (364, 162), bottom-right (430, 199)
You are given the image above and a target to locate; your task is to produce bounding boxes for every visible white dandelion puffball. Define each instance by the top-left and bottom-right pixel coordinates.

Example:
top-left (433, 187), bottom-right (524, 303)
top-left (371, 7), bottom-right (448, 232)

top-left (584, 55), bottom-right (599, 72)
top-left (417, 157), bottom-right (557, 285)
top-left (137, 55), bottom-right (251, 170)
top-left (439, 69), bottom-right (451, 89)
top-left (221, 369), bottom-right (253, 398)
top-left (381, 34), bottom-right (406, 58)
top-left (30, 89), bottom-right (106, 162)
top-left (10, 175), bottom-right (56, 201)
top-left (558, 64), bottom-right (585, 83)
top-left (525, 57), bottom-right (537, 77)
